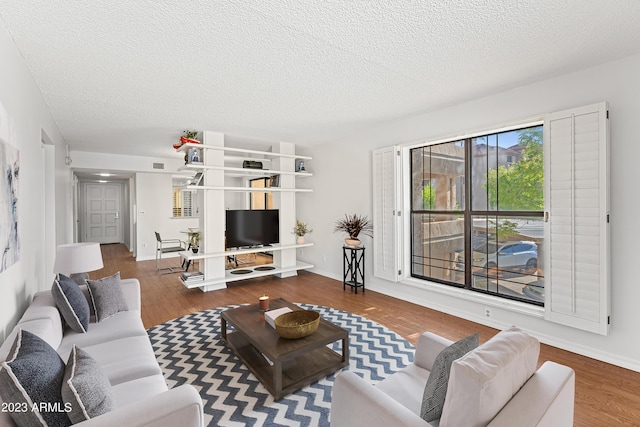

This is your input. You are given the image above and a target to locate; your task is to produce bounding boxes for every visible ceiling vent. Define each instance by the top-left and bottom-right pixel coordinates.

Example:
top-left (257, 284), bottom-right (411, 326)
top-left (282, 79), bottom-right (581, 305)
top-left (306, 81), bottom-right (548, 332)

top-left (152, 162), bottom-right (165, 170)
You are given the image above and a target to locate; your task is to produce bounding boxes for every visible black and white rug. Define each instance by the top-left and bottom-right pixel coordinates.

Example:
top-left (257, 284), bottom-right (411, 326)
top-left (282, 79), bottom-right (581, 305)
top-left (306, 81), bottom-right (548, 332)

top-left (147, 304), bottom-right (414, 427)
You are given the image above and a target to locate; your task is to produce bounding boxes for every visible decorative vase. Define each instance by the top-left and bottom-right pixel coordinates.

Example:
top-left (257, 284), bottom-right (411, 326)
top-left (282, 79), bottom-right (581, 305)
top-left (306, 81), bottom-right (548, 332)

top-left (297, 236), bottom-right (305, 244)
top-left (345, 238), bottom-right (361, 248)
top-left (192, 247), bottom-right (199, 254)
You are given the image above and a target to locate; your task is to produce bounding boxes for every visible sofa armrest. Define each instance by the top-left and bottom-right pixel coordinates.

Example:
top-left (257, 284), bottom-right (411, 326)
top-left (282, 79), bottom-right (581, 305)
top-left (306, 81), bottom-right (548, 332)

top-left (331, 371), bottom-right (432, 427)
top-left (75, 385), bottom-right (203, 427)
top-left (488, 361), bottom-right (575, 427)
top-left (413, 332), bottom-right (453, 371)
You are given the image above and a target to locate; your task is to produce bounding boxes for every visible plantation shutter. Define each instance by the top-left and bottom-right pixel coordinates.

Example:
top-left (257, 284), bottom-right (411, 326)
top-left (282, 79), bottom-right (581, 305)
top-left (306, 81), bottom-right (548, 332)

top-left (544, 102), bottom-right (610, 335)
top-left (373, 147), bottom-right (400, 282)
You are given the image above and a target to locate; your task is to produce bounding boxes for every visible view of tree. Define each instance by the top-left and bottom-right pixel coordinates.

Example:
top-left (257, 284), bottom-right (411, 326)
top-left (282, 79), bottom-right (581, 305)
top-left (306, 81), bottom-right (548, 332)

top-left (485, 127), bottom-right (543, 211)
top-left (422, 182), bottom-right (436, 209)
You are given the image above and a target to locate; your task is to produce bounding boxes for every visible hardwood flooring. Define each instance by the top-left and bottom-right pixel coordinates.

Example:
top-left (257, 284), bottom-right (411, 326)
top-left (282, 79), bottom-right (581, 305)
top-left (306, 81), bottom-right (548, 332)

top-left (96, 243), bottom-right (640, 426)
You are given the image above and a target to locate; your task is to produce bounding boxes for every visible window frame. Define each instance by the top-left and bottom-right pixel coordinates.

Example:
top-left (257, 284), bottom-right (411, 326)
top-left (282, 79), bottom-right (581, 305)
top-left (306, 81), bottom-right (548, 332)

top-left (408, 122), bottom-right (545, 306)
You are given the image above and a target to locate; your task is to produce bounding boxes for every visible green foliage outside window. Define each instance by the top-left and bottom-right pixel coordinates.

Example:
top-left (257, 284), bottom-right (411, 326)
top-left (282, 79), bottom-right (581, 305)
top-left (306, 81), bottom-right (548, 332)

top-left (486, 127), bottom-right (543, 211)
top-left (422, 183), bottom-right (436, 209)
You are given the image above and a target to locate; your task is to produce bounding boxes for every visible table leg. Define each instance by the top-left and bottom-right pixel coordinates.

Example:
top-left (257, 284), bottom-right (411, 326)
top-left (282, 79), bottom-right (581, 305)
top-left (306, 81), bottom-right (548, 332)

top-left (274, 360), bottom-right (283, 399)
top-left (342, 336), bottom-right (349, 363)
top-left (221, 318), bottom-right (227, 341)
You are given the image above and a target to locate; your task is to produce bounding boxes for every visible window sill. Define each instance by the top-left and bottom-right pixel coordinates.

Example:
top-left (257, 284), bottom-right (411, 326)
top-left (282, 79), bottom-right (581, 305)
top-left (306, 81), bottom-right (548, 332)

top-left (401, 277), bottom-right (544, 318)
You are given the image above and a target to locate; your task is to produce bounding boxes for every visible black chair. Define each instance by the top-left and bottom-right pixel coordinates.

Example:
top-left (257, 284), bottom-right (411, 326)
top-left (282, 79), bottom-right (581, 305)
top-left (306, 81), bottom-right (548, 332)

top-left (155, 232), bottom-right (186, 273)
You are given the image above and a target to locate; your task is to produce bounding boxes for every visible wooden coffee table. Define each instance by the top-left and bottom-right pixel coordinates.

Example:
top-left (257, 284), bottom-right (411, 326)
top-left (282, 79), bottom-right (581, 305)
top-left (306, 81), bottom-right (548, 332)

top-left (220, 298), bottom-right (349, 400)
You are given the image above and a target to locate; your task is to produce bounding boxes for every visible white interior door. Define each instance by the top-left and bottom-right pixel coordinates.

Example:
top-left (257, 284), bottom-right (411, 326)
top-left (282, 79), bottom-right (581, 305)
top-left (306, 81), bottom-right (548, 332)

top-left (85, 183), bottom-right (122, 243)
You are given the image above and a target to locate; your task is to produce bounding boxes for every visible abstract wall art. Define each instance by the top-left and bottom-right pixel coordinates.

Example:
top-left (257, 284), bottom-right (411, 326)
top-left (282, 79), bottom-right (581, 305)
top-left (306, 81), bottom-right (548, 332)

top-left (0, 139), bottom-right (19, 272)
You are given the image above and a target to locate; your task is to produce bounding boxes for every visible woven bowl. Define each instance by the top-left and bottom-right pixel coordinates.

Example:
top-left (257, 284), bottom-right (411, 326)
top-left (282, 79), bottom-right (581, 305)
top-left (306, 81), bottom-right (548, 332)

top-left (274, 310), bottom-right (320, 339)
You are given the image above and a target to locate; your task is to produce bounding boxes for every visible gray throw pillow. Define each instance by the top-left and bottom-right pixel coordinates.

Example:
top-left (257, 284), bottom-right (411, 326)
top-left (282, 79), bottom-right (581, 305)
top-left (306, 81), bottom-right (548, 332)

top-left (62, 346), bottom-right (115, 423)
top-left (420, 333), bottom-right (479, 422)
top-left (86, 272), bottom-right (129, 322)
top-left (0, 330), bottom-right (72, 427)
top-left (52, 274), bottom-right (90, 333)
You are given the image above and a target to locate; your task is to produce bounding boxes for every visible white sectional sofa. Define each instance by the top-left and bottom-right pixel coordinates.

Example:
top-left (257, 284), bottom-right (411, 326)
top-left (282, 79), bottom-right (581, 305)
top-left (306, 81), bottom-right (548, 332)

top-left (331, 327), bottom-right (575, 427)
top-left (0, 278), bottom-right (203, 427)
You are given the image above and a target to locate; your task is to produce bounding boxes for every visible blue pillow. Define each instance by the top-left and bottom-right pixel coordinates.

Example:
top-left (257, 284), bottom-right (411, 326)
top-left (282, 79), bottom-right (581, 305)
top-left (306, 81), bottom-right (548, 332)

top-left (52, 274), bottom-right (90, 333)
top-left (0, 330), bottom-right (71, 426)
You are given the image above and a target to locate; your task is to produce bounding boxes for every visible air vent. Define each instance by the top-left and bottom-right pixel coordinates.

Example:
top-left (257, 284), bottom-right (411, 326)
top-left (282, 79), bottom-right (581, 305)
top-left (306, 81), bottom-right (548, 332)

top-left (152, 162), bottom-right (165, 170)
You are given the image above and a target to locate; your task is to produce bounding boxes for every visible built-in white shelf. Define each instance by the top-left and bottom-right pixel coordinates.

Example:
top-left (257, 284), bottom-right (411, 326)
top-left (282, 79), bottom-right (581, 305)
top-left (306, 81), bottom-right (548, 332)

top-left (180, 262), bottom-right (314, 289)
top-left (177, 143), bottom-right (311, 160)
top-left (178, 242), bottom-right (314, 261)
top-left (184, 185), bottom-right (312, 192)
top-left (177, 163), bottom-right (312, 178)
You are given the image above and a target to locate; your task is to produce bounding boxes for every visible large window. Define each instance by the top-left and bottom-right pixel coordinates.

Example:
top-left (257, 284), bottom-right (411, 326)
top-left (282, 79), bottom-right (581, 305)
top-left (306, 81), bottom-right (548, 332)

top-left (410, 125), bottom-right (544, 305)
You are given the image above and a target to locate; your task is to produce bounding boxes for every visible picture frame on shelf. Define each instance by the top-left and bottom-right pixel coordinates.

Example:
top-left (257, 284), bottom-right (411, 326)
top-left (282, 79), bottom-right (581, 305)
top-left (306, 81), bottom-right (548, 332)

top-left (188, 147), bottom-right (202, 164)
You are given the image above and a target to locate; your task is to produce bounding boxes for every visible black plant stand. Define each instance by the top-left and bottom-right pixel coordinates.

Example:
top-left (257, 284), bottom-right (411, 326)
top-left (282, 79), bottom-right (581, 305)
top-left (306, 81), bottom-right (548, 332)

top-left (343, 246), bottom-right (365, 294)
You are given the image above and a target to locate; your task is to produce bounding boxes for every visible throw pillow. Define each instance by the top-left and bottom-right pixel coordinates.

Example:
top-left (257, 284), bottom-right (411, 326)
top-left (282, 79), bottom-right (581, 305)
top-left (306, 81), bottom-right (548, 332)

top-left (0, 329), bottom-right (71, 427)
top-left (420, 333), bottom-right (479, 422)
top-left (69, 272), bottom-right (90, 286)
top-left (62, 346), bottom-right (115, 423)
top-left (52, 274), bottom-right (90, 333)
top-left (86, 272), bottom-right (129, 322)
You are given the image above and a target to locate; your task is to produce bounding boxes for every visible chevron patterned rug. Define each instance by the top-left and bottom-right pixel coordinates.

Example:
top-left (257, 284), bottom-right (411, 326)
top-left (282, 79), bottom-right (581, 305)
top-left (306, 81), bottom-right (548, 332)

top-left (147, 304), bottom-right (414, 427)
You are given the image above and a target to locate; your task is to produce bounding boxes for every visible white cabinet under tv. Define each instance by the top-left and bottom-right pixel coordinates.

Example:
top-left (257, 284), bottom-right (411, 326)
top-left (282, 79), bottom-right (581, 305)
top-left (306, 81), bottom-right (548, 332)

top-left (175, 132), bottom-right (313, 291)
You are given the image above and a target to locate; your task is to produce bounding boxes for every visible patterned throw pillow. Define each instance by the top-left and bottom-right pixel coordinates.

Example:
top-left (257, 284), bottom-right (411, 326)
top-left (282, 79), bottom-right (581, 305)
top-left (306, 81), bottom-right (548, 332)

top-left (86, 272), bottom-right (129, 322)
top-left (52, 274), bottom-right (90, 333)
top-left (0, 330), bottom-right (71, 426)
top-left (420, 333), bottom-right (479, 422)
top-left (62, 346), bottom-right (115, 423)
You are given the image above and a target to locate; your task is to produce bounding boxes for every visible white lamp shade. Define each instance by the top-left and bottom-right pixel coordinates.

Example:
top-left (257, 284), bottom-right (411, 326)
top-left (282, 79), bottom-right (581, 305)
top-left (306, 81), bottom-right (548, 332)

top-left (53, 242), bottom-right (104, 275)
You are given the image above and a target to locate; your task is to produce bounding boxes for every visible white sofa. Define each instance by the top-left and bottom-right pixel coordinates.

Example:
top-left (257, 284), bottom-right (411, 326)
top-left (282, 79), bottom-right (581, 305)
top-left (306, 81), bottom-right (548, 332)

top-left (331, 328), bottom-right (575, 427)
top-left (0, 278), bottom-right (204, 427)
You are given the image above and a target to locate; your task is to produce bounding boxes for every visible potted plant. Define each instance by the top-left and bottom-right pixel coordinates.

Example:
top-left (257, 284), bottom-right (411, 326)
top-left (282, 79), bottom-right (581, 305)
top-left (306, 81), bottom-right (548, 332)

top-left (189, 231), bottom-right (201, 253)
top-left (174, 130), bottom-right (201, 149)
top-left (334, 214), bottom-right (373, 247)
top-left (292, 220), bottom-right (312, 244)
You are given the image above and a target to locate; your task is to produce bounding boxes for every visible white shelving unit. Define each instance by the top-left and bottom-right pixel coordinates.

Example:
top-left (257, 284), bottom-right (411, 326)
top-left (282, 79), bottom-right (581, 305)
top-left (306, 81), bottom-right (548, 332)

top-left (176, 134), bottom-right (313, 291)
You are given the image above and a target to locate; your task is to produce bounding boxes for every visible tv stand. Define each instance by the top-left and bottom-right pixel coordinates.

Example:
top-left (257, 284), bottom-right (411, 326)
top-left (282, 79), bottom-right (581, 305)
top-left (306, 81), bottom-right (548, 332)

top-left (175, 133), bottom-right (313, 291)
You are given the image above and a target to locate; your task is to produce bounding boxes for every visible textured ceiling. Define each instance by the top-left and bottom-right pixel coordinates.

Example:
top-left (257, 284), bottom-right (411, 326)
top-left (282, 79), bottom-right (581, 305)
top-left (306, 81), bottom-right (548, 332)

top-left (2, 1), bottom-right (640, 158)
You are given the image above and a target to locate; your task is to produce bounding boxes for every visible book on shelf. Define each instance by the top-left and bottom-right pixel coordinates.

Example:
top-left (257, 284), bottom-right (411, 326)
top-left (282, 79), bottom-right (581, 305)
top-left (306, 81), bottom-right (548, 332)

top-left (180, 271), bottom-right (204, 282)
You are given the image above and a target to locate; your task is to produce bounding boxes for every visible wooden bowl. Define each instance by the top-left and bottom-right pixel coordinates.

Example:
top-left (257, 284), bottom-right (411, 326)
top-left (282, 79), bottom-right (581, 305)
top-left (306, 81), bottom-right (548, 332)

top-left (274, 310), bottom-right (320, 339)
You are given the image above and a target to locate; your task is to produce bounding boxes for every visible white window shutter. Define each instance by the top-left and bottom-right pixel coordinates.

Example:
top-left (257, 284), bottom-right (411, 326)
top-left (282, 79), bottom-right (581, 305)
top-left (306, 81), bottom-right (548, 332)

top-left (373, 147), bottom-right (400, 282)
top-left (544, 102), bottom-right (610, 335)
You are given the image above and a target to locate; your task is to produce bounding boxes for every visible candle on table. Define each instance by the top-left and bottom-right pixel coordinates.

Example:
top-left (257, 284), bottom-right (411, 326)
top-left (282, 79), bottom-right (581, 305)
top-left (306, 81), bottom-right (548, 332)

top-left (259, 295), bottom-right (270, 311)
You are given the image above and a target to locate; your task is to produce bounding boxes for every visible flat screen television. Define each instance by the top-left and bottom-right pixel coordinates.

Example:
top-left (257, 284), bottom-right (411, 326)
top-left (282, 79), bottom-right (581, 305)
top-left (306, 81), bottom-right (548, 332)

top-left (225, 209), bottom-right (279, 249)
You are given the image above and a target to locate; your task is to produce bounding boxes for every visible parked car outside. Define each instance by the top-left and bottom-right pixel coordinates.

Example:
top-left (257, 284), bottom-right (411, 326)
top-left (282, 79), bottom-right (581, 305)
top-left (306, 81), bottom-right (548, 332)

top-left (456, 241), bottom-right (538, 271)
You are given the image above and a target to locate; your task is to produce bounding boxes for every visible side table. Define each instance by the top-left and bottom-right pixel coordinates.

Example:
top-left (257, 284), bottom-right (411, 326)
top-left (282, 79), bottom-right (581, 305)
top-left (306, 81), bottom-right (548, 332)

top-left (343, 245), bottom-right (365, 294)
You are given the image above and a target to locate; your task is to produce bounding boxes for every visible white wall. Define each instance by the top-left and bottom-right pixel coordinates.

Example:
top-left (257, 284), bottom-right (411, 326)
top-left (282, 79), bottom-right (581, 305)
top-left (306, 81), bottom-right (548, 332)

top-left (135, 172), bottom-right (198, 261)
top-left (0, 20), bottom-right (70, 341)
top-left (302, 53), bottom-right (640, 371)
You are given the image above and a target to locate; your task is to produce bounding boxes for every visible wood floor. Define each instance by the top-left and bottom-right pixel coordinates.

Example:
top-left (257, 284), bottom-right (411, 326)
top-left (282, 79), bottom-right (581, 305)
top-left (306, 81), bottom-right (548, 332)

top-left (97, 243), bottom-right (640, 426)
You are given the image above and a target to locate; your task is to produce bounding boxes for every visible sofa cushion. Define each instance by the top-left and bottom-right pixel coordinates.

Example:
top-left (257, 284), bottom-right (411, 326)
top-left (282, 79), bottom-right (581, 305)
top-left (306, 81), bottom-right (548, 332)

top-left (377, 363), bottom-right (432, 416)
top-left (110, 375), bottom-right (168, 408)
top-left (87, 272), bottom-right (129, 322)
top-left (420, 333), bottom-right (479, 422)
top-left (0, 330), bottom-right (71, 427)
top-left (57, 310), bottom-right (147, 361)
top-left (80, 336), bottom-right (163, 385)
top-left (62, 346), bottom-right (115, 423)
top-left (52, 274), bottom-right (90, 333)
top-left (440, 326), bottom-right (540, 427)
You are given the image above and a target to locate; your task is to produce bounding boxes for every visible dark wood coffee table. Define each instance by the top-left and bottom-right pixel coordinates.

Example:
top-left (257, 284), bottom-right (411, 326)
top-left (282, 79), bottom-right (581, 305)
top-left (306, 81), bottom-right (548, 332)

top-left (220, 298), bottom-right (349, 400)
